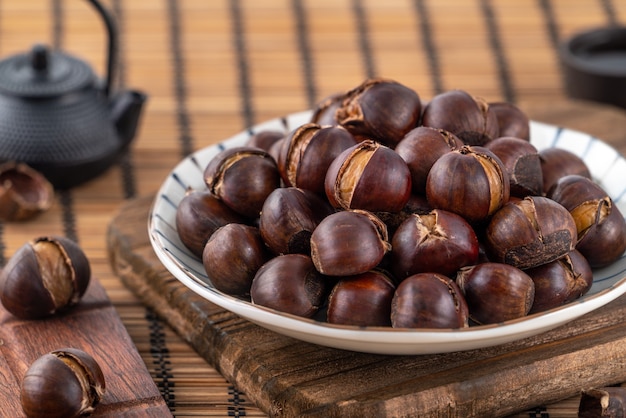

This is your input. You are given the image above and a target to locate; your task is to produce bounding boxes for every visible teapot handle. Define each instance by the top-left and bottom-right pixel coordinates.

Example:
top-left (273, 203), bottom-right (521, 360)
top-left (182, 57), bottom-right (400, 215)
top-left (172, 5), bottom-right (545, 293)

top-left (87, 0), bottom-right (117, 97)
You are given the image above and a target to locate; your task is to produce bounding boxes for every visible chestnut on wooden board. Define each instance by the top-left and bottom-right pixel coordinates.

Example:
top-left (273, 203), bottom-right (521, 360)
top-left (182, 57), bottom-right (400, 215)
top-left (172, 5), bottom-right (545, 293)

top-left (21, 348), bottom-right (105, 418)
top-left (0, 236), bottom-right (91, 319)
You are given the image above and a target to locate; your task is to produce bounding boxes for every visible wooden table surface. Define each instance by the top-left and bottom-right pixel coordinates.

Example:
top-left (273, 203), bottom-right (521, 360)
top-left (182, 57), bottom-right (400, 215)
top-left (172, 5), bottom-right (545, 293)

top-left (0, 0), bottom-right (625, 417)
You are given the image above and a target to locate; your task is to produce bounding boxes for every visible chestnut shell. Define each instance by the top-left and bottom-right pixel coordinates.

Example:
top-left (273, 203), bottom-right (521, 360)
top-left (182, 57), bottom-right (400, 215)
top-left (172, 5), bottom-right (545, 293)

top-left (485, 196), bottom-right (578, 270)
top-left (0, 236), bottom-right (91, 319)
top-left (250, 254), bottom-right (327, 318)
top-left (391, 273), bottom-right (469, 329)
top-left (327, 270), bottom-right (395, 327)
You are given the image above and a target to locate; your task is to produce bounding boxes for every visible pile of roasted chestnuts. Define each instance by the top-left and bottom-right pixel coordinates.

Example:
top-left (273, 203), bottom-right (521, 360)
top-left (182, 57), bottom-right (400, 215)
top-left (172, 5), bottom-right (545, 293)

top-left (176, 77), bottom-right (626, 329)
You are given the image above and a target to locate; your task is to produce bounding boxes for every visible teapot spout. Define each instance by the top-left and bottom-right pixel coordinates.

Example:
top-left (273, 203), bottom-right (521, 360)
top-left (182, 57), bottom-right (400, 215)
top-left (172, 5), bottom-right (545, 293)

top-left (110, 90), bottom-right (147, 149)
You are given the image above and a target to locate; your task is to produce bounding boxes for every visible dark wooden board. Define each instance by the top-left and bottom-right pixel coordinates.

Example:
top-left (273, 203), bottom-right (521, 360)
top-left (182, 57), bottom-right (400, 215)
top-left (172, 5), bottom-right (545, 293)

top-left (107, 100), bottom-right (626, 417)
top-left (0, 275), bottom-right (171, 417)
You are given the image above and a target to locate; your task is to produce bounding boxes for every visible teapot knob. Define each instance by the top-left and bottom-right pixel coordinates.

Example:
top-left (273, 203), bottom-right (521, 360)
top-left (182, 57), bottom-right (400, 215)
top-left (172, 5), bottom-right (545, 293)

top-left (30, 44), bottom-right (49, 72)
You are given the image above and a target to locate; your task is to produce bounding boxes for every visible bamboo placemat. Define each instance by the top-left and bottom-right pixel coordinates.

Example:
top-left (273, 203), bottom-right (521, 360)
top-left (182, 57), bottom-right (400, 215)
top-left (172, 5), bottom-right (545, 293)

top-left (0, 0), bottom-right (625, 417)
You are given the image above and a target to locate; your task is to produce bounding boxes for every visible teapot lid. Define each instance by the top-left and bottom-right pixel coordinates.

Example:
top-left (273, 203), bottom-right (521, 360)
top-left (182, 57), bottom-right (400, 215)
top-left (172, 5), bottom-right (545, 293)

top-left (0, 44), bottom-right (95, 98)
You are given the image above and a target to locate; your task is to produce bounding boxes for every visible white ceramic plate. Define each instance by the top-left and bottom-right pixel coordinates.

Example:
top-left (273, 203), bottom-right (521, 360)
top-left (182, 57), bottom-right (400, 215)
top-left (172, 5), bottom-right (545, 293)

top-left (148, 110), bottom-right (626, 355)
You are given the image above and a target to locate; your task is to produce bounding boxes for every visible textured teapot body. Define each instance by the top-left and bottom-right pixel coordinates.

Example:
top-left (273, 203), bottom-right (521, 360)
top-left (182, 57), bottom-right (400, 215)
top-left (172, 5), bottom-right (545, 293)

top-left (0, 0), bottom-right (147, 189)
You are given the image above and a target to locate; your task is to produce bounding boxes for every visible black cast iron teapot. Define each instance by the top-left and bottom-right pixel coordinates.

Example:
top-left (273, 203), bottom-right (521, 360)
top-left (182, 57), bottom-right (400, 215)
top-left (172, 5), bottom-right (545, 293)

top-left (0, 0), bottom-right (147, 189)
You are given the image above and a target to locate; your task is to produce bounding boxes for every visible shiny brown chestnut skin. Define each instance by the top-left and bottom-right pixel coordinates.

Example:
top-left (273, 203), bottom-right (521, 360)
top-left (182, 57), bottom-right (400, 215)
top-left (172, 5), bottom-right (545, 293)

top-left (456, 262), bottom-right (535, 325)
top-left (259, 187), bottom-right (334, 255)
top-left (310, 209), bottom-right (391, 276)
top-left (489, 102), bottom-right (530, 140)
top-left (394, 126), bottom-right (463, 194)
top-left (21, 348), bottom-right (105, 418)
top-left (277, 123), bottom-right (357, 195)
top-left (539, 147), bottom-right (591, 194)
top-left (310, 91), bottom-right (345, 126)
top-left (202, 224), bottom-right (271, 296)
top-left (525, 249), bottom-right (593, 314)
top-left (484, 136), bottom-right (543, 197)
top-left (0, 162), bottom-right (54, 222)
top-left (335, 78), bottom-right (421, 147)
top-left (421, 90), bottom-right (499, 146)
top-left (244, 130), bottom-right (285, 152)
top-left (327, 270), bottom-right (395, 327)
top-left (391, 273), bottom-right (469, 329)
top-left (390, 209), bottom-right (479, 279)
top-left (325, 139), bottom-right (412, 213)
top-left (426, 145), bottom-right (510, 224)
top-left (175, 189), bottom-right (247, 258)
top-left (548, 174), bottom-right (626, 268)
top-left (0, 236), bottom-right (91, 319)
top-left (204, 146), bottom-right (281, 218)
top-left (485, 196), bottom-right (578, 269)
top-left (250, 254), bottom-right (327, 318)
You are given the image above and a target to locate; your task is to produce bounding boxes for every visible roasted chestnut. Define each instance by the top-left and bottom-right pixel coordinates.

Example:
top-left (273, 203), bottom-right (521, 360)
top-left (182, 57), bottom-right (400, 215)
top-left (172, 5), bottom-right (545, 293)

top-left (539, 147), bottom-right (591, 194)
top-left (390, 209), bottom-right (479, 279)
top-left (421, 90), bottom-right (499, 146)
top-left (394, 126), bottom-right (462, 194)
top-left (485, 136), bottom-right (543, 197)
top-left (489, 101), bottom-right (530, 140)
top-left (327, 270), bottom-right (395, 326)
top-left (244, 130), bottom-right (285, 152)
top-left (310, 209), bottom-right (391, 276)
top-left (425, 145), bottom-right (510, 224)
top-left (310, 91), bottom-right (345, 126)
top-left (175, 189), bottom-right (247, 258)
top-left (525, 249), bottom-right (593, 314)
top-left (277, 123), bottom-right (357, 194)
top-left (0, 236), bottom-right (91, 319)
top-left (202, 223), bottom-right (271, 296)
top-left (0, 162), bottom-right (54, 222)
top-left (324, 139), bottom-right (412, 213)
top-left (456, 262), bottom-right (535, 324)
top-left (391, 272), bottom-right (469, 329)
top-left (259, 187), bottom-right (334, 255)
top-left (21, 348), bottom-right (105, 418)
top-left (548, 174), bottom-right (626, 268)
top-left (250, 254), bottom-right (327, 318)
top-left (485, 196), bottom-right (578, 269)
top-left (204, 146), bottom-right (281, 218)
top-left (335, 78), bottom-right (422, 147)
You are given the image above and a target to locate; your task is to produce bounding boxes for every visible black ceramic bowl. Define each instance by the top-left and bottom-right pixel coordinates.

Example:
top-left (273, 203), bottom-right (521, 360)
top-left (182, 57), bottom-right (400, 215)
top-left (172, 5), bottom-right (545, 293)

top-left (560, 26), bottom-right (626, 109)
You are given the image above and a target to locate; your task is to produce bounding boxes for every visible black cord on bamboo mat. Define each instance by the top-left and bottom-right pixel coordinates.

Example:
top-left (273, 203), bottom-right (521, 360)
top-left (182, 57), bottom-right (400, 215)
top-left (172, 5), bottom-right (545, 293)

top-left (413, 0), bottom-right (444, 95)
top-left (168, 0), bottom-right (194, 159)
top-left (230, 0), bottom-right (255, 131)
top-left (352, 0), bottom-right (377, 79)
top-left (480, 0), bottom-right (517, 104)
top-left (291, 0), bottom-right (317, 109)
